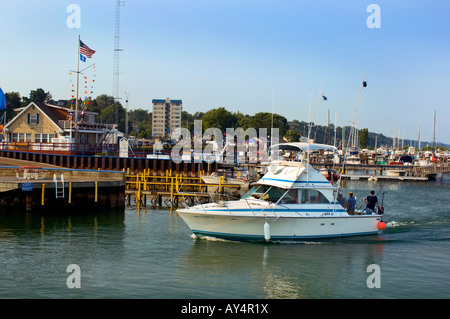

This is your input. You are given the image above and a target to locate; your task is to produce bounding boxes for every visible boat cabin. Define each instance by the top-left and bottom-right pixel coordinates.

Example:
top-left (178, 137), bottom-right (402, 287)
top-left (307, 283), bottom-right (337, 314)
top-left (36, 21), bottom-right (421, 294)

top-left (244, 143), bottom-right (340, 206)
top-left (242, 184), bottom-right (330, 205)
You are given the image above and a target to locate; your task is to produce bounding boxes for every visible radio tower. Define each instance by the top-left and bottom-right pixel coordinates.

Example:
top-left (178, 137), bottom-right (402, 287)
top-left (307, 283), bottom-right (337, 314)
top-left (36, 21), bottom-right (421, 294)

top-left (113, 0), bottom-right (125, 124)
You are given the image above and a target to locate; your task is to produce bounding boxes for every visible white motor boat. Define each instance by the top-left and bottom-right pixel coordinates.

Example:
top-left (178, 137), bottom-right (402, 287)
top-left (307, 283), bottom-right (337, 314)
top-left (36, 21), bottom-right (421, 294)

top-left (177, 143), bottom-right (385, 242)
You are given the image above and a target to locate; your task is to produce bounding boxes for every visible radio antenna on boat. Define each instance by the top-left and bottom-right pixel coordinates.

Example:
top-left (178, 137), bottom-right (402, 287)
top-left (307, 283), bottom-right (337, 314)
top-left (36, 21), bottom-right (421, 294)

top-left (335, 71), bottom-right (366, 201)
top-left (269, 88), bottom-right (278, 166)
top-left (305, 79), bottom-right (326, 183)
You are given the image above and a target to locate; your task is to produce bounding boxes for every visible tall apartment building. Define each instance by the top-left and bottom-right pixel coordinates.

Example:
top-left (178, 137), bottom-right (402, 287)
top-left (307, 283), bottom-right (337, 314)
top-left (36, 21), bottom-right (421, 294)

top-left (151, 98), bottom-right (182, 138)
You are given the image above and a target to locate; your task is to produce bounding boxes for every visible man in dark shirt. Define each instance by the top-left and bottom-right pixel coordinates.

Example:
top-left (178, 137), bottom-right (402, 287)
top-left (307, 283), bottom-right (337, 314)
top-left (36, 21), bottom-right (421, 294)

top-left (346, 192), bottom-right (356, 215)
top-left (364, 190), bottom-right (378, 215)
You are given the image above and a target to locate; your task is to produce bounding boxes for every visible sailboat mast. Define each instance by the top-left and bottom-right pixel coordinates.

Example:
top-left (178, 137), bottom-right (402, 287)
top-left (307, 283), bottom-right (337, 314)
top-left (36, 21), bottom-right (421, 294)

top-left (271, 89), bottom-right (274, 146)
top-left (393, 124), bottom-right (396, 151)
top-left (418, 120), bottom-right (421, 150)
top-left (433, 109), bottom-right (436, 151)
top-left (334, 111), bottom-right (337, 147)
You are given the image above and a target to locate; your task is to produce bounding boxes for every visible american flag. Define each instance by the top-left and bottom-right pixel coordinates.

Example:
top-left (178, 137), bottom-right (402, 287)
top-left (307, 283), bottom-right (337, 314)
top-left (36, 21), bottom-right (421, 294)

top-left (79, 40), bottom-right (96, 59)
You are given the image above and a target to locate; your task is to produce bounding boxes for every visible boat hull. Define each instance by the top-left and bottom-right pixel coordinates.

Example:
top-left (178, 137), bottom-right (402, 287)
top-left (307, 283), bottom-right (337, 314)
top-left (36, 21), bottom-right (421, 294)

top-left (177, 210), bottom-right (382, 241)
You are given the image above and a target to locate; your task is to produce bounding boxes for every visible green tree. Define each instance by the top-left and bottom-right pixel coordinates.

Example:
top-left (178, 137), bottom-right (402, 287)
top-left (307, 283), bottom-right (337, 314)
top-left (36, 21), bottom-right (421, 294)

top-left (284, 129), bottom-right (300, 142)
top-left (288, 119), bottom-right (308, 137)
top-left (21, 88), bottom-right (52, 106)
top-left (359, 128), bottom-right (369, 149)
top-left (87, 94), bottom-right (126, 132)
top-left (201, 107), bottom-right (238, 131)
top-left (3, 92), bottom-right (21, 123)
top-left (235, 112), bottom-right (252, 130)
top-left (128, 108), bottom-right (152, 138)
top-left (5, 92), bottom-right (21, 108)
top-left (182, 111), bottom-right (205, 132)
top-left (250, 112), bottom-right (288, 136)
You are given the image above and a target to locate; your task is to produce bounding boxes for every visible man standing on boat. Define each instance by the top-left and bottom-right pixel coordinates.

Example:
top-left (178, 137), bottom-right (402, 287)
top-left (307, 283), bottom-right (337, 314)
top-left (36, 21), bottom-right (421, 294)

top-left (364, 190), bottom-right (379, 215)
top-left (337, 192), bottom-right (347, 209)
top-left (346, 192), bottom-right (356, 215)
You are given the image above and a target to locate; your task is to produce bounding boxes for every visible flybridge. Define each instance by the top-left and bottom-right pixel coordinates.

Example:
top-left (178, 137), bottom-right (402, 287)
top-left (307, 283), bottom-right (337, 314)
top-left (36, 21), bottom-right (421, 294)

top-left (257, 164), bottom-right (336, 189)
top-left (270, 142), bottom-right (337, 153)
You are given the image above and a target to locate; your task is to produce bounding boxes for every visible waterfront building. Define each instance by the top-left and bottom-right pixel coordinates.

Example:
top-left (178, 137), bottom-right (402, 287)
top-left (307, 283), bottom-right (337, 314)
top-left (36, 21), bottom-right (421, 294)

top-left (4, 101), bottom-right (119, 147)
top-left (151, 98), bottom-right (182, 138)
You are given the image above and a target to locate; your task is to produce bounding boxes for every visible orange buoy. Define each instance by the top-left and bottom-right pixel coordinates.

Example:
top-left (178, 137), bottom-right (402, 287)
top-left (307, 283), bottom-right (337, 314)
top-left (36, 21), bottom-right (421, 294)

top-left (378, 221), bottom-right (386, 230)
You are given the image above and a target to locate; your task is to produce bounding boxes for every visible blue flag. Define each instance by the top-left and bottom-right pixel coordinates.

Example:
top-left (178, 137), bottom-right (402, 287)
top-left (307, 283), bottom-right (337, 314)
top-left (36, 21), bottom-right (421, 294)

top-left (0, 88), bottom-right (6, 110)
top-left (80, 54), bottom-right (86, 62)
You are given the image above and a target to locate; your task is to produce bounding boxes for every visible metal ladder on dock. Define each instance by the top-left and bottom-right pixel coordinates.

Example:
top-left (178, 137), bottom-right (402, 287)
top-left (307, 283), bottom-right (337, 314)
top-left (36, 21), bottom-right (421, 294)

top-left (53, 174), bottom-right (65, 199)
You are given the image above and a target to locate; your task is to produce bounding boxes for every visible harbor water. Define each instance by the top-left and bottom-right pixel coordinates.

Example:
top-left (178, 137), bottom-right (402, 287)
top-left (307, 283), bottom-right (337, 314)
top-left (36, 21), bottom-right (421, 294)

top-left (1, 174), bottom-right (449, 299)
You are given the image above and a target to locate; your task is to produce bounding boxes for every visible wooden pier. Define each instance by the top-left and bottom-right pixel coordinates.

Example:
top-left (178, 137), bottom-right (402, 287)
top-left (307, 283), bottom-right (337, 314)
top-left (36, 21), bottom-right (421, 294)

top-left (124, 170), bottom-right (242, 209)
top-left (0, 163), bottom-right (126, 212)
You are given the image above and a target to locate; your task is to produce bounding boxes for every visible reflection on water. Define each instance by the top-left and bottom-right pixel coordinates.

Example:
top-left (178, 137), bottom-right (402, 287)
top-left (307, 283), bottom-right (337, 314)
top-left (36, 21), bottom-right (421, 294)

top-left (176, 235), bottom-right (386, 299)
top-left (0, 208), bottom-right (126, 299)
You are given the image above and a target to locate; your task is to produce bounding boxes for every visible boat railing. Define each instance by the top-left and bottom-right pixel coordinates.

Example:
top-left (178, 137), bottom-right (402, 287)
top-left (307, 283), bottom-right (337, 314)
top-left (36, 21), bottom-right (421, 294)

top-left (215, 196), bottom-right (275, 217)
top-left (177, 192), bottom-right (203, 210)
top-left (276, 203), bottom-right (304, 217)
top-left (193, 193), bottom-right (208, 212)
top-left (243, 198), bottom-right (255, 215)
top-left (253, 200), bottom-right (278, 218)
top-left (219, 198), bottom-right (230, 211)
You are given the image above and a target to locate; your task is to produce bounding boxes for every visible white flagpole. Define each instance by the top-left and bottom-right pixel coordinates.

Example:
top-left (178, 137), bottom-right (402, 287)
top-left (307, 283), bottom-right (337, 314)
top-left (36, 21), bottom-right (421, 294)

top-left (75, 35), bottom-right (80, 149)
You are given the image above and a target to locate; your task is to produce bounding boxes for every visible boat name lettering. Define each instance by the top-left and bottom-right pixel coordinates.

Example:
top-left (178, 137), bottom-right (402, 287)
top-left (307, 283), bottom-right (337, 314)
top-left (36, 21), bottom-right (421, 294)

top-left (193, 215), bottom-right (214, 219)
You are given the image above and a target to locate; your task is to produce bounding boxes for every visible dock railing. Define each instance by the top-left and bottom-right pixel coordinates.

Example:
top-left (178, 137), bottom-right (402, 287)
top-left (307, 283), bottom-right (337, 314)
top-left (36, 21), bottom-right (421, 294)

top-left (124, 170), bottom-right (241, 209)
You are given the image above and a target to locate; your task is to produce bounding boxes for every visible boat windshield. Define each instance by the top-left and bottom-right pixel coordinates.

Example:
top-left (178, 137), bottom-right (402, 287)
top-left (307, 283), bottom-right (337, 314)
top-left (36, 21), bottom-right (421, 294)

top-left (243, 185), bottom-right (329, 204)
top-left (242, 185), bottom-right (297, 203)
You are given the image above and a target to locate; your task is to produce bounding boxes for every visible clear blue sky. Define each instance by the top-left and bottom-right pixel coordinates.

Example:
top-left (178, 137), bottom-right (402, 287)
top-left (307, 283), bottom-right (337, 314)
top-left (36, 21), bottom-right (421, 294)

top-left (1, 0), bottom-right (449, 144)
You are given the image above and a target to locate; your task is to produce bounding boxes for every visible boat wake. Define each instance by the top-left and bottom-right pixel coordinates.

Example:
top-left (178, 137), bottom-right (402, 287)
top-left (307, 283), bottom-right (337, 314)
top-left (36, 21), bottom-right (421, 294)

top-left (386, 221), bottom-right (400, 228)
top-left (191, 234), bottom-right (236, 243)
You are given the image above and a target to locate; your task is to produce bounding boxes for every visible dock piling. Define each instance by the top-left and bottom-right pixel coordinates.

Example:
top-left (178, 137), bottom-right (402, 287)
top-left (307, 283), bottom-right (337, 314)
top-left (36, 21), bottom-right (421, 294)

top-left (41, 184), bottom-right (45, 206)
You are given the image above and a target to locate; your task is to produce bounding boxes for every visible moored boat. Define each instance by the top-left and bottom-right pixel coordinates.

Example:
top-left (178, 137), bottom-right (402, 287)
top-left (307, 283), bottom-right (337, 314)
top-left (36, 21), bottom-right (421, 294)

top-left (200, 172), bottom-right (251, 194)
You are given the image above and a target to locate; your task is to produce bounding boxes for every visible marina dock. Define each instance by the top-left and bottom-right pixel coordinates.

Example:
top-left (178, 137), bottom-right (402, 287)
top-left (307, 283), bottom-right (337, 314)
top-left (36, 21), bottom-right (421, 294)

top-left (341, 174), bottom-right (428, 181)
top-left (124, 171), bottom-right (242, 209)
top-left (313, 163), bottom-right (450, 180)
top-left (0, 157), bottom-right (126, 211)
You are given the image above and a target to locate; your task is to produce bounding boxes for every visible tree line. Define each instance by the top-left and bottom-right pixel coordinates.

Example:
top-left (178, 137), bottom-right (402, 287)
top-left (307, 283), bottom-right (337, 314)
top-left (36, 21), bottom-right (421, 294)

top-left (4, 88), bottom-right (446, 150)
